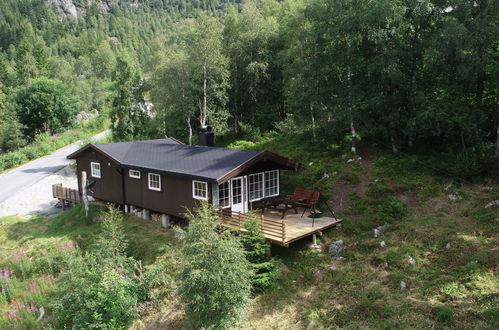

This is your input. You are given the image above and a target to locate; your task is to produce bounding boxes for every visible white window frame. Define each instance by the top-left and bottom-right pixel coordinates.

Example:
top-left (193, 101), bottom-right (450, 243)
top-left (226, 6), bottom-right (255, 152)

top-left (148, 173), bottom-right (161, 191)
top-left (248, 173), bottom-right (264, 202)
top-left (90, 162), bottom-right (101, 178)
top-left (129, 169), bottom-right (141, 179)
top-left (192, 180), bottom-right (208, 200)
top-left (264, 170), bottom-right (279, 198)
top-left (218, 181), bottom-right (230, 208)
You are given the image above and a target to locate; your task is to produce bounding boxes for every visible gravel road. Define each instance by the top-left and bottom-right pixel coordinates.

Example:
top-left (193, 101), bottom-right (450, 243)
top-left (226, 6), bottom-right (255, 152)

top-left (0, 130), bottom-right (109, 217)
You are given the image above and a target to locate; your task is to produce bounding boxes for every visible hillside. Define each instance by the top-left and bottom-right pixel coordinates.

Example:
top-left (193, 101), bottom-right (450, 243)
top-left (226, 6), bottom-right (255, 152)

top-left (1, 135), bottom-right (497, 328)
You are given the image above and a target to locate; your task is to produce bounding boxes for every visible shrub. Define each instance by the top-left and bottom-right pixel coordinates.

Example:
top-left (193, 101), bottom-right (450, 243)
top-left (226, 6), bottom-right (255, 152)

top-left (52, 207), bottom-right (146, 329)
top-left (433, 305), bottom-right (453, 322)
top-left (178, 202), bottom-right (252, 329)
top-left (240, 215), bottom-right (280, 292)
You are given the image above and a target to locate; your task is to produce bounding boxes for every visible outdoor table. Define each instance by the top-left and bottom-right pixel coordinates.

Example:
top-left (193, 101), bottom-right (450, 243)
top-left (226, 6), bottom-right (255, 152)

top-left (258, 196), bottom-right (299, 219)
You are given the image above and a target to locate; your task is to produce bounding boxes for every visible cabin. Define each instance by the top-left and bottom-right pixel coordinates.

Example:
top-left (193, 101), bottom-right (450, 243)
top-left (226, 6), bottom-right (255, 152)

top-left (67, 137), bottom-right (301, 218)
top-left (66, 134), bottom-right (342, 246)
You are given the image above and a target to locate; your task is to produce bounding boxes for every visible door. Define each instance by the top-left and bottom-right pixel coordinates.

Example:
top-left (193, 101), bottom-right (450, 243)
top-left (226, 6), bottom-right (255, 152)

top-left (231, 176), bottom-right (247, 213)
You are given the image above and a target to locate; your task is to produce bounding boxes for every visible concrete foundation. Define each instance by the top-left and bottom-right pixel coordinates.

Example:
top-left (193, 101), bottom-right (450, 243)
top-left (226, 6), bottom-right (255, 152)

top-left (161, 214), bottom-right (170, 228)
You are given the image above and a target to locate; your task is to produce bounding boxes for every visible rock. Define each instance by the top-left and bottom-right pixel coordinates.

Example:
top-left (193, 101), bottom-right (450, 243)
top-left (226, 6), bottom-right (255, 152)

top-left (357, 156), bottom-right (362, 161)
top-left (326, 264), bottom-right (337, 271)
top-left (347, 158), bottom-right (355, 163)
top-left (495, 218), bottom-right (499, 222)
top-left (408, 256), bottom-right (416, 265)
top-left (448, 192), bottom-right (462, 201)
top-left (47, 0), bottom-right (78, 19)
top-left (308, 243), bottom-right (321, 251)
top-left (328, 240), bottom-right (344, 255)
top-left (484, 200), bottom-right (499, 208)
top-left (308, 162), bottom-right (314, 166)
top-left (445, 242), bottom-right (451, 249)
top-left (380, 241), bottom-right (386, 247)
top-left (400, 281), bottom-right (407, 290)
top-left (333, 256), bottom-right (345, 261)
top-left (373, 223), bottom-right (390, 238)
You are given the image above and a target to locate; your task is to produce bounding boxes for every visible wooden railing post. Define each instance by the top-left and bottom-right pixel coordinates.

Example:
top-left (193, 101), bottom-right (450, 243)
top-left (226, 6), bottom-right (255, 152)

top-left (281, 220), bottom-right (286, 243)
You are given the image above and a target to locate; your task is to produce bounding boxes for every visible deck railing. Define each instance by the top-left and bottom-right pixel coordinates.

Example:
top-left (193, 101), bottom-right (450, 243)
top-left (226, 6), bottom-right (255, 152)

top-left (52, 183), bottom-right (81, 206)
top-left (218, 209), bottom-right (286, 244)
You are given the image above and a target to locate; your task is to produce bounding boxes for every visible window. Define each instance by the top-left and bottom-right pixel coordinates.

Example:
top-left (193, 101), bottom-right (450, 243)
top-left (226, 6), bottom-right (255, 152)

top-left (248, 173), bottom-right (264, 201)
top-left (148, 173), bottom-right (161, 191)
top-left (90, 162), bottom-right (101, 178)
top-left (218, 182), bottom-right (230, 208)
top-left (129, 169), bottom-right (141, 179)
top-left (192, 180), bottom-right (208, 200)
top-left (264, 170), bottom-right (279, 197)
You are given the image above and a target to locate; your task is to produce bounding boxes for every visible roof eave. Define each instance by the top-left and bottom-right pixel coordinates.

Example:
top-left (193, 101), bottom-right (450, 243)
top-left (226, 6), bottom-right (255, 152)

top-left (67, 143), bottom-right (123, 164)
top-left (215, 150), bottom-right (303, 184)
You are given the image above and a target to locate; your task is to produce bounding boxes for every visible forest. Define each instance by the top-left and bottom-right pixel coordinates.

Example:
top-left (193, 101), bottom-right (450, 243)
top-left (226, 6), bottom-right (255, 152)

top-left (0, 0), bottom-right (497, 177)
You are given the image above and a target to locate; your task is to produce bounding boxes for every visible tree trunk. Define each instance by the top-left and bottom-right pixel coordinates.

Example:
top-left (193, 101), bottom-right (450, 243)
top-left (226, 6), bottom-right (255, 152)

top-left (310, 103), bottom-right (316, 141)
top-left (187, 115), bottom-right (192, 145)
top-left (495, 125), bottom-right (499, 160)
top-left (350, 119), bottom-right (356, 154)
top-left (391, 135), bottom-right (399, 153)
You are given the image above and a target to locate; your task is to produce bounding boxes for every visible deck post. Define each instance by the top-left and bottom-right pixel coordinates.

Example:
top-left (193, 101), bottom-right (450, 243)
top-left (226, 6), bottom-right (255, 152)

top-left (124, 205), bottom-right (129, 213)
top-left (142, 209), bottom-right (150, 220)
top-left (281, 220), bottom-right (286, 243)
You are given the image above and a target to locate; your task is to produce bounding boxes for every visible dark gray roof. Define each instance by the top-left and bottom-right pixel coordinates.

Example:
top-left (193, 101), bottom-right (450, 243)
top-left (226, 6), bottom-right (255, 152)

top-left (71, 138), bottom-right (265, 182)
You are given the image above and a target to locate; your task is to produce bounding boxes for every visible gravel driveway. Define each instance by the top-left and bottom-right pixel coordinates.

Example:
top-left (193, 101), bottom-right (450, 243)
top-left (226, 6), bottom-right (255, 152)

top-left (0, 130), bottom-right (109, 218)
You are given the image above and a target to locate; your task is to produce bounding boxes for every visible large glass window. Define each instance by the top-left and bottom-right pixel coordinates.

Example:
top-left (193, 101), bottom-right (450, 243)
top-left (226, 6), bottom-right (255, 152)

top-left (192, 180), bottom-right (208, 200)
top-left (248, 173), bottom-right (264, 201)
top-left (264, 170), bottom-right (279, 197)
top-left (148, 173), bottom-right (161, 191)
top-left (90, 162), bottom-right (101, 178)
top-left (218, 182), bottom-right (230, 208)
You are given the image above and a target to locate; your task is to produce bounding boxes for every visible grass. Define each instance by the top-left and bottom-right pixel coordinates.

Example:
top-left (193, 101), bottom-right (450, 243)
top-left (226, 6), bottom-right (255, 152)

top-left (0, 204), bottom-right (177, 327)
top-left (1, 132), bottom-right (497, 328)
top-left (0, 116), bottom-right (109, 173)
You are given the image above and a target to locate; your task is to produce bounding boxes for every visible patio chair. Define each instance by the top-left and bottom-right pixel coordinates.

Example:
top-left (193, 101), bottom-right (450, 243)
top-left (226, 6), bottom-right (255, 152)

top-left (288, 188), bottom-right (320, 217)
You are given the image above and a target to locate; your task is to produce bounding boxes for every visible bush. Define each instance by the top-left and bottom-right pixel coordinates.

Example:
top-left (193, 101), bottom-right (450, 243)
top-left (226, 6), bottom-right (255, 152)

top-left (433, 305), bottom-right (453, 323)
top-left (52, 207), bottom-right (147, 329)
top-left (240, 215), bottom-right (280, 292)
top-left (178, 202), bottom-right (253, 329)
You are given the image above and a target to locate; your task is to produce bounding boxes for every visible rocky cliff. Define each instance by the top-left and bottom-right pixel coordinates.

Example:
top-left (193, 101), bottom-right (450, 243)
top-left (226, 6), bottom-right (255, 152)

top-left (46, 0), bottom-right (121, 19)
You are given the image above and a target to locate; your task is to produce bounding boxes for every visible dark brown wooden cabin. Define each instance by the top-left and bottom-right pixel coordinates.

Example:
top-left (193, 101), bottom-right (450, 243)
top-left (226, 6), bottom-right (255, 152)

top-left (67, 138), bottom-right (302, 219)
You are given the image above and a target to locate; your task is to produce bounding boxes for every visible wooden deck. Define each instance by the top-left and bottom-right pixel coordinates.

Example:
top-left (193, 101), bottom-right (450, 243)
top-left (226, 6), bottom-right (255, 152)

top-left (218, 208), bottom-right (341, 247)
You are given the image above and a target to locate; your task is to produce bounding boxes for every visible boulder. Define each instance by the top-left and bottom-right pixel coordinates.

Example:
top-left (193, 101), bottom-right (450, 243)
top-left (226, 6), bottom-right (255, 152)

top-left (373, 223), bottom-right (390, 238)
top-left (448, 192), bottom-right (462, 201)
top-left (400, 281), bottom-right (407, 290)
top-left (380, 241), bottom-right (386, 247)
top-left (445, 242), bottom-right (451, 249)
top-left (408, 256), bottom-right (416, 265)
top-left (484, 200), bottom-right (499, 208)
top-left (328, 240), bottom-right (344, 255)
